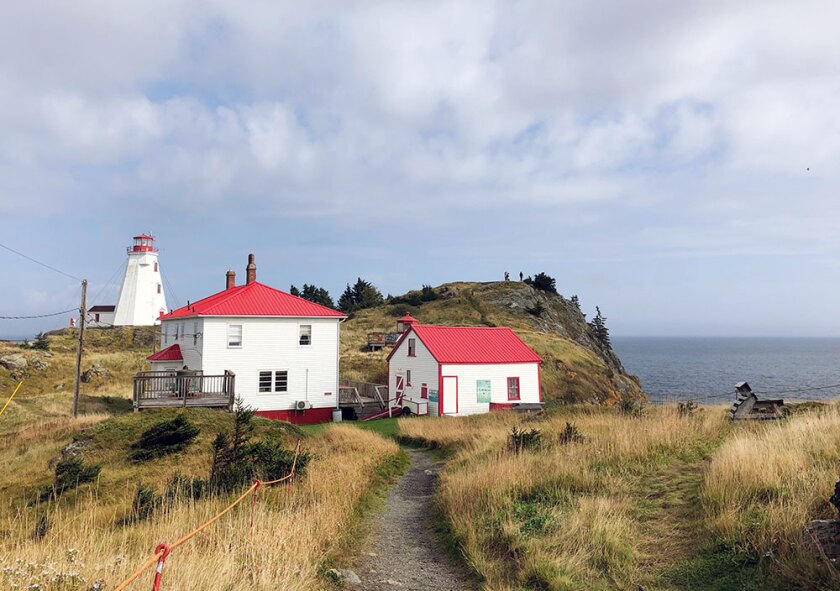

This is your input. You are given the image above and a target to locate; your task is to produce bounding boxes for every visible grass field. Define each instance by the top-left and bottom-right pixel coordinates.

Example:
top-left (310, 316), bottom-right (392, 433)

top-left (0, 399), bottom-right (404, 591)
top-left (398, 404), bottom-right (840, 591)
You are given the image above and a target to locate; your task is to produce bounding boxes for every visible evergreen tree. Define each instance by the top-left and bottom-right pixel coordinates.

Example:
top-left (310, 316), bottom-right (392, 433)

top-left (530, 272), bottom-right (557, 294)
top-left (588, 306), bottom-right (611, 349)
top-left (32, 332), bottom-right (50, 351)
top-left (570, 295), bottom-right (581, 310)
top-left (338, 278), bottom-right (384, 312)
top-left (291, 284), bottom-right (334, 308)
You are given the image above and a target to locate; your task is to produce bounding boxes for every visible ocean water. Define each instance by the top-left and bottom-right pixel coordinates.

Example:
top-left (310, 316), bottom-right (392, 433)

top-left (612, 337), bottom-right (840, 403)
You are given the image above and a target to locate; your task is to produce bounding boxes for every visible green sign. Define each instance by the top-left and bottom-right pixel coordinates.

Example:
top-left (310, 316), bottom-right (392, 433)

top-left (428, 389), bottom-right (439, 403)
top-left (476, 380), bottom-right (491, 403)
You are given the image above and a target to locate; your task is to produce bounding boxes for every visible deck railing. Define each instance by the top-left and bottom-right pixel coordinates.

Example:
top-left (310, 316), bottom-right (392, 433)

top-left (133, 370), bottom-right (235, 411)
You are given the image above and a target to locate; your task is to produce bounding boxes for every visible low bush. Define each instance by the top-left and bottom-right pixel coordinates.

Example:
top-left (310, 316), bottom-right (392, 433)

top-left (38, 458), bottom-right (101, 502)
top-left (129, 415), bottom-right (200, 462)
top-left (508, 427), bottom-right (542, 454)
top-left (558, 421), bottom-right (585, 445)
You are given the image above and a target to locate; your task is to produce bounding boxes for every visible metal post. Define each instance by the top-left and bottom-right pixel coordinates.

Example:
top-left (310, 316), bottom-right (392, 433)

top-left (72, 279), bottom-right (87, 418)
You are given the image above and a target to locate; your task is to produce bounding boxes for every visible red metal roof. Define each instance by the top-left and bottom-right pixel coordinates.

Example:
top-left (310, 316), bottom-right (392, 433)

top-left (387, 324), bottom-right (542, 364)
top-left (88, 305), bottom-right (115, 312)
top-left (160, 281), bottom-right (346, 319)
top-left (133, 234), bottom-right (155, 240)
top-left (147, 344), bottom-right (183, 361)
top-left (398, 312), bottom-right (418, 323)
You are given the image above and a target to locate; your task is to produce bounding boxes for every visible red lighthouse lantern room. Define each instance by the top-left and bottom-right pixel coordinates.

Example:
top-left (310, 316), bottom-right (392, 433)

top-left (129, 234), bottom-right (158, 254)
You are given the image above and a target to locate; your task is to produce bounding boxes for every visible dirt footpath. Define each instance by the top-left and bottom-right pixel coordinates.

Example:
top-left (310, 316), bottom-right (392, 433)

top-left (346, 449), bottom-right (476, 591)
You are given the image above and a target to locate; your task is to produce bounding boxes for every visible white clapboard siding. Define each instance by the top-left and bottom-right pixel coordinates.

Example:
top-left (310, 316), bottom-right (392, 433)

top-left (199, 317), bottom-right (340, 411)
top-left (389, 333), bottom-right (441, 416)
top-left (440, 362), bottom-right (540, 415)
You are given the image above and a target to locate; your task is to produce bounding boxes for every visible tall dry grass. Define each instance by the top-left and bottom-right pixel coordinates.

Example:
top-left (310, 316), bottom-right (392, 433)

top-left (1, 424), bottom-right (399, 591)
top-left (702, 406), bottom-right (840, 586)
top-left (400, 407), bottom-right (728, 590)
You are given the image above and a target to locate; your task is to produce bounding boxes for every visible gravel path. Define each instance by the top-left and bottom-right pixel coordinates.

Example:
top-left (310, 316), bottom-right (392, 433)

top-left (345, 449), bottom-right (476, 591)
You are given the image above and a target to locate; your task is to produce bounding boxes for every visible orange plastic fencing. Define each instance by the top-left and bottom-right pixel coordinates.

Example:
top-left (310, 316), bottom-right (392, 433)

top-left (113, 438), bottom-right (303, 591)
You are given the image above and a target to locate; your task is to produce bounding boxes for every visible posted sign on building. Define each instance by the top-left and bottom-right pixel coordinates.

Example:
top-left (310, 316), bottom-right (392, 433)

top-left (476, 380), bottom-right (491, 403)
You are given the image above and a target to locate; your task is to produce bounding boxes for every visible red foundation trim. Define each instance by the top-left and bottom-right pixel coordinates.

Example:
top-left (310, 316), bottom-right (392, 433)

top-left (256, 407), bottom-right (335, 425)
top-left (490, 402), bottom-right (517, 411)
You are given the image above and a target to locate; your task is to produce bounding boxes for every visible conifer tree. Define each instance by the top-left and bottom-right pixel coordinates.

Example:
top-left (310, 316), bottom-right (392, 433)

top-left (338, 278), bottom-right (384, 312)
top-left (589, 306), bottom-right (611, 349)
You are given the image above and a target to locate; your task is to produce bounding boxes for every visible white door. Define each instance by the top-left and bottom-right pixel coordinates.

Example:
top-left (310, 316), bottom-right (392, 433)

top-left (442, 376), bottom-right (458, 414)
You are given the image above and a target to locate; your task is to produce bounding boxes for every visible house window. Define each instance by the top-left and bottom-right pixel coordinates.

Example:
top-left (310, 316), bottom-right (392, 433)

top-left (406, 369), bottom-right (412, 386)
top-left (179, 323), bottom-right (184, 340)
top-left (95, 313), bottom-right (100, 322)
top-left (507, 377), bottom-right (521, 401)
top-left (408, 338), bottom-right (416, 357)
top-left (157, 283), bottom-right (161, 294)
top-left (259, 371), bottom-right (272, 393)
top-left (154, 262), bottom-right (158, 272)
top-left (421, 383), bottom-right (428, 399)
top-left (228, 324), bottom-right (242, 347)
top-left (299, 325), bottom-right (312, 346)
top-left (163, 325), bottom-right (168, 345)
top-left (193, 321), bottom-right (199, 346)
top-left (274, 370), bottom-right (288, 392)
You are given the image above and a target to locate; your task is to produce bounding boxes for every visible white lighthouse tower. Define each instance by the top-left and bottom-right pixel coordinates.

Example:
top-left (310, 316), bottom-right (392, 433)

top-left (112, 234), bottom-right (168, 326)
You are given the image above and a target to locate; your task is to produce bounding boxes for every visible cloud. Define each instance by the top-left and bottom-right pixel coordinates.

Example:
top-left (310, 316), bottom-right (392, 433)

top-left (1, 0), bottom-right (840, 336)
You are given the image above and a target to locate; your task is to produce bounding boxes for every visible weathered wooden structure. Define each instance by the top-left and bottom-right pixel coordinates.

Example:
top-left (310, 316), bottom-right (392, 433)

top-left (729, 382), bottom-right (786, 421)
top-left (366, 332), bottom-right (402, 351)
top-left (133, 370), bottom-right (236, 411)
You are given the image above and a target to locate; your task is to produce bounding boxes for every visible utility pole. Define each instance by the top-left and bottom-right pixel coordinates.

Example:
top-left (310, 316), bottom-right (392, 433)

top-left (73, 279), bottom-right (87, 418)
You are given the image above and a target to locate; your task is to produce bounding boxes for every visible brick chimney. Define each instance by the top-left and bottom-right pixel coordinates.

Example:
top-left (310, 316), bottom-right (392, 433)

top-left (246, 254), bottom-right (257, 285)
top-left (226, 269), bottom-right (236, 290)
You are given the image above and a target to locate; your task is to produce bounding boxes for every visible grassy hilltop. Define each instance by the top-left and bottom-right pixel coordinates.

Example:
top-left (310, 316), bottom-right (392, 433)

top-left (341, 281), bottom-right (645, 403)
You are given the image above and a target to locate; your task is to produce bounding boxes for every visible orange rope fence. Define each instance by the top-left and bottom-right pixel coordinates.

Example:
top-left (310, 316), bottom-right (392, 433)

top-left (113, 438), bottom-right (303, 591)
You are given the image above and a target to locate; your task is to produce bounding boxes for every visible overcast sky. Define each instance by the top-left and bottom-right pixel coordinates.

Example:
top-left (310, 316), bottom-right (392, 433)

top-left (1, 1), bottom-right (839, 338)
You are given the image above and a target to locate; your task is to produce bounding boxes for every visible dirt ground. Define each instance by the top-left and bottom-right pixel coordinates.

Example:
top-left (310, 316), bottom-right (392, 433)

top-left (346, 449), bottom-right (476, 590)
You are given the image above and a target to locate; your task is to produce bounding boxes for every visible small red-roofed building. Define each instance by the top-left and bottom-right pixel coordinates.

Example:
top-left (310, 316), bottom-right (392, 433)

top-left (386, 315), bottom-right (543, 416)
top-left (137, 254), bottom-right (346, 423)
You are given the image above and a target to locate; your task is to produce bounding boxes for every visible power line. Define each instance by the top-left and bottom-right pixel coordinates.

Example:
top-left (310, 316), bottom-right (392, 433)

top-left (0, 241), bottom-right (82, 282)
top-left (754, 383), bottom-right (840, 396)
top-left (0, 307), bottom-right (78, 320)
top-left (89, 259), bottom-right (127, 307)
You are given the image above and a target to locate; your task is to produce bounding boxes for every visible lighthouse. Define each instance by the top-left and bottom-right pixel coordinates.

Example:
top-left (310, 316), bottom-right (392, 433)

top-left (112, 234), bottom-right (168, 326)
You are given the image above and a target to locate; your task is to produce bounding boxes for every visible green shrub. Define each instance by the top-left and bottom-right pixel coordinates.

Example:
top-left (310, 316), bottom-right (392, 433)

top-left (209, 401), bottom-right (308, 494)
top-left (508, 427), bottom-right (542, 454)
top-left (618, 398), bottom-right (645, 418)
top-left (38, 458), bottom-right (101, 502)
top-left (558, 422), bottom-right (585, 445)
top-left (32, 332), bottom-right (50, 351)
top-left (130, 415), bottom-right (200, 462)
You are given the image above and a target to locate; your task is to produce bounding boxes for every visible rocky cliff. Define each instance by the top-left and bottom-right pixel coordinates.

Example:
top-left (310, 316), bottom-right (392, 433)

top-left (340, 281), bottom-right (645, 404)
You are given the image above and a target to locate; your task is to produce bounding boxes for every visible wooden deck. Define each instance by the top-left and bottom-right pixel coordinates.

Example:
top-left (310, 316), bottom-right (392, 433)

top-left (133, 370), bottom-right (235, 411)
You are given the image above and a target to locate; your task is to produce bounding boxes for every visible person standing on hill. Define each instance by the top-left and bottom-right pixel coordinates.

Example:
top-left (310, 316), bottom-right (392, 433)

top-left (504, 271), bottom-right (510, 281)
top-left (519, 271), bottom-right (524, 281)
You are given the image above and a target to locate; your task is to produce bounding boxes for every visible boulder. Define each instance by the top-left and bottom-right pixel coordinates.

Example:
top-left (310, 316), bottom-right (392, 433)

top-left (81, 364), bottom-right (111, 383)
top-left (31, 357), bottom-right (50, 371)
top-left (0, 353), bottom-right (27, 371)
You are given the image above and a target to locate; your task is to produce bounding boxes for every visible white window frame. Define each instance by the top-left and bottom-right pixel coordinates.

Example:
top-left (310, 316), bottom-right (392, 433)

top-left (227, 324), bottom-right (243, 348)
top-left (258, 370), bottom-right (273, 393)
top-left (274, 370), bottom-right (289, 393)
top-left (299, 324), bottom-right (312, 346)
top-left (257, 369), bottom-right (289, 394)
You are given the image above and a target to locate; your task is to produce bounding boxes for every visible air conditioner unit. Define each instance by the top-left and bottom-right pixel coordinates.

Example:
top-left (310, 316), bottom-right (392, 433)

top-left (295, 400), bottom-right (312, 410)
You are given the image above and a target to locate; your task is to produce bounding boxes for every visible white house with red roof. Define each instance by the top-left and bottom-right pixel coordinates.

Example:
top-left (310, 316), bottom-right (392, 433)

top-left (145, 254), bottom-right (346, 424)
top-left (386, 314), bottom-right (543, 416)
